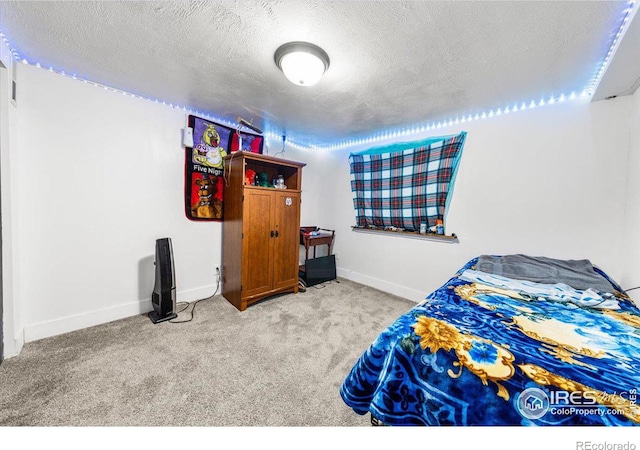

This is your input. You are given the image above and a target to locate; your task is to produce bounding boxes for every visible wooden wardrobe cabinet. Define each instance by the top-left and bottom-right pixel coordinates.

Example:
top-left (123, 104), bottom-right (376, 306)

top-left (222, 152), bottom-right (306, 311)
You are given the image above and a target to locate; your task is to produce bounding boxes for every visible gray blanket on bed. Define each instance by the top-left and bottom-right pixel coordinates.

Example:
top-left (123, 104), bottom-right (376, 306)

top-left (476, 254), bottom-right (616, 293)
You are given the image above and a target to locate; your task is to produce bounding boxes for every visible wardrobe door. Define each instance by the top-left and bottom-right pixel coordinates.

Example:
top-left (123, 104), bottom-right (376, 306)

top-left (242, 190), bottom-right (275, 298)
top-left (272, 191), bottom-right (301, 291)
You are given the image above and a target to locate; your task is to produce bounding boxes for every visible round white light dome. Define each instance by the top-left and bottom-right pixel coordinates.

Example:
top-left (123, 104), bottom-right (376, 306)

top-left (275, 42), bottom-right (330, 87)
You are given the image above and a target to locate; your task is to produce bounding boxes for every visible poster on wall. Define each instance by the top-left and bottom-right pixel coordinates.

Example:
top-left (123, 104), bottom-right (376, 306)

top-left (184, 115), bottom-right (232, 221)
top-left (184, 115), bottom-right (265, 221)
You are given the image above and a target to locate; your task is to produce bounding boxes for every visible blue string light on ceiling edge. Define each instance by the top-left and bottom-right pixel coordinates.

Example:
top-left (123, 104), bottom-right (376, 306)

top-left (0, 0), bottom-right (637, 152)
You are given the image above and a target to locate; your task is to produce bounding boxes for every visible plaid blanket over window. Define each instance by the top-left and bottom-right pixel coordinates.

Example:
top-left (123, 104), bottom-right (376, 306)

top-left (349, 132), bottom-right (466, 232)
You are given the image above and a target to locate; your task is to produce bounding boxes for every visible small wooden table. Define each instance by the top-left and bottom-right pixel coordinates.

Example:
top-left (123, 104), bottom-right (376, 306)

top-left (299, 227), bottom-right (335, 271)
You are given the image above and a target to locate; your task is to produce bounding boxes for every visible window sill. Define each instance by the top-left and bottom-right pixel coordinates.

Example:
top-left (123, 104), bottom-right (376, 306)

top-left (351, 226), bottom-right (459, 243)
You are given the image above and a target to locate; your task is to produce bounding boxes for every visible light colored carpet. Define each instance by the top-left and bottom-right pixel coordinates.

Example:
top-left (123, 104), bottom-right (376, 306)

top-left (0, 278), bottom-right (416, 426)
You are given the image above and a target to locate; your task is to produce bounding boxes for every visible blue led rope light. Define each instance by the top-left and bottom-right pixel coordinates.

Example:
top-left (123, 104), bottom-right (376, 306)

top-left (323, 1), bottom-right (638, 152)
top-left (584, 0), bottom-right (638, 95)
top-left (0, 0), bottom-right (636, 152)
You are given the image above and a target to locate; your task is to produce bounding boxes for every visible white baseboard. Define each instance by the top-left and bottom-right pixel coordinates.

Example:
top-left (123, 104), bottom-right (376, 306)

top-left (23, 283), bottom-right (218, 344)
top-left (3, 326), bottom-right (24, 359)
top-left (14, 327), bottom-right (24, 356)
top-left (177, 283), bottom-right (220, 303)
top-left (336, 267), bottom-right (425, 303)
top-left (24, 299), bottom-right (153, 343)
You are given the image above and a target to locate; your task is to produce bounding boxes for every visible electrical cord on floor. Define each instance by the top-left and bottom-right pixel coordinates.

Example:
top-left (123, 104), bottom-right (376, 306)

top-left (175, 302), bottom-right (191, 314)
top-left (298, 277), bottom-right (340, 291)
top-left (313, 279), bottom-right (340, 289)
top-left (169, 271), bottom-right (221, 324)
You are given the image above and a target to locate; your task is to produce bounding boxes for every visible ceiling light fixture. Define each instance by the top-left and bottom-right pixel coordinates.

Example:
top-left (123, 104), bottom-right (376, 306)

top-left (274, 42), bottom-right (330, 87)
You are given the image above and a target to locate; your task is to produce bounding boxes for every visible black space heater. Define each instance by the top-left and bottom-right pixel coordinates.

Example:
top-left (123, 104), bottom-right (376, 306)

top-left (148, 237), bottom-right (177, 323)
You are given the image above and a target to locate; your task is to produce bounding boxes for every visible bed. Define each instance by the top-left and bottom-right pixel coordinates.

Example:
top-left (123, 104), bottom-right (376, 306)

top-left (340, 255), bottom-right (640, 426)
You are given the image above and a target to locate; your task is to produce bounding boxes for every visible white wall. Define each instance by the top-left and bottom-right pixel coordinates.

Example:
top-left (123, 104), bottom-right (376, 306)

top-left (9, 64), bottom-right (325, 346)
top-left (5, 64), bottom-right (317, 344)
top-left (622, 88), bottom-right (640, 304)
top-left (6, 62), bottom-right (637, 354)
top-left (0, 50), bottom-right (21, 358)
top-left (321, 97), bottom-right (634, 301)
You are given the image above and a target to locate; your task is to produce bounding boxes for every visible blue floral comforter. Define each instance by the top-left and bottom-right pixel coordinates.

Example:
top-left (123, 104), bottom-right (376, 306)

top-left (340, 258), bottom-right (640, 425)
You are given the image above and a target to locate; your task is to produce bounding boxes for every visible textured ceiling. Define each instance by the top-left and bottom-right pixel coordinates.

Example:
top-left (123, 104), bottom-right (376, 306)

top-left (0, 1), bottom-right (636, 147)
